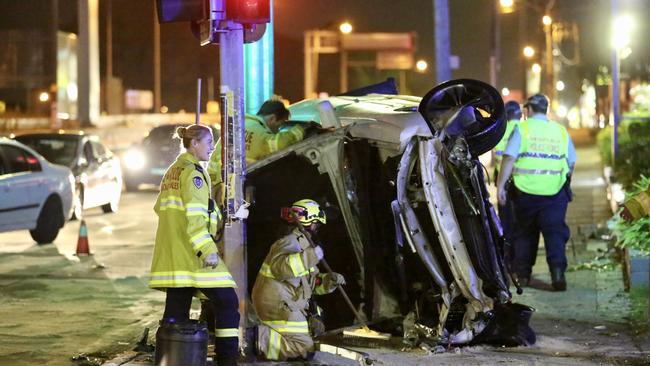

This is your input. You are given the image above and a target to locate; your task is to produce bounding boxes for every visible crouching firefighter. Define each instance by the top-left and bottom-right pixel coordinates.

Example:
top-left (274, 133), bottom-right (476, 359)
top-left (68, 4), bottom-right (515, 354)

top-left (148, 125), bottom-right (240, 366)
top-left (252, 199), bottom-right (345, 361)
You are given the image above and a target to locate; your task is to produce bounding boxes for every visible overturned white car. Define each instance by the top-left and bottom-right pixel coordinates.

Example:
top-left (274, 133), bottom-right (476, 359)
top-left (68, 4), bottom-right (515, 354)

top-left (244, 79), bottom-right (535, 348)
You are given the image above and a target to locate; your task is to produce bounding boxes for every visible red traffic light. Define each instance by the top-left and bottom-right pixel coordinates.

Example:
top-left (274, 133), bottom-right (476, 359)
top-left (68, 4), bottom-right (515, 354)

top-left (226, 0), bottom-right (270, 24)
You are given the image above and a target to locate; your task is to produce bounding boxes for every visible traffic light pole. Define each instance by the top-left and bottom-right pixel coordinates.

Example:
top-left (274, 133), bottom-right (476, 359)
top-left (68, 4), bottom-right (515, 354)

top-left (219, 21), bottom-right (248, 336)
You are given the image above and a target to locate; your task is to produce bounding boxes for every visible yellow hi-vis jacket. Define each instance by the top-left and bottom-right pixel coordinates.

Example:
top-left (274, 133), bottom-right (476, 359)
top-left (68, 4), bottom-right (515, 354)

top-left (208, 114), bottom-right (305, 185)
top-left (148, 152), bottom-right (236, 289)
top-left (251, 228), bottom-right (339, 360)
top-left (494, 119), bottom-right (519, 171)
top-left (513, 118), bottom-right (570, 196)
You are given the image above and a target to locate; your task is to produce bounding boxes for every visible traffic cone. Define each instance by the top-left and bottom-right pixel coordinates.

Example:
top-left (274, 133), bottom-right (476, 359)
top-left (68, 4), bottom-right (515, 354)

top-left (75, 219), bottom-right (91, 256)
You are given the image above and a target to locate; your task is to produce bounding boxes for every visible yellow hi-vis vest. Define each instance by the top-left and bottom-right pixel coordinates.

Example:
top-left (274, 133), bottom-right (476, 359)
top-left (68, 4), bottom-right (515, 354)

top-left (494, 119), bottom-right (519, 170)
top-left (149, 152), bottom-right (235, 289)
top-left (513, 118), bottom-right (570, 196)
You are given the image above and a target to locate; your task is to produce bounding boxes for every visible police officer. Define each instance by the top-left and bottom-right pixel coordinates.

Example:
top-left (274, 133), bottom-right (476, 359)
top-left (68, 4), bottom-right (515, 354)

top-left (251, 199), bottom-right (345, 361)
top-left (496, 94), bottom-right (576, 291)
top-left (149, 125), bottom-right (240, 366)
top-left (493, 101), bottom-right (523, 242)
top-left (208, 98), bottom-right (306, 197)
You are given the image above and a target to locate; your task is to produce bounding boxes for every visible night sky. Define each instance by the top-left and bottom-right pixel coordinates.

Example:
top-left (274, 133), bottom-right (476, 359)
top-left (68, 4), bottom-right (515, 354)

top-left (1, 0), bottom-right (648, 112)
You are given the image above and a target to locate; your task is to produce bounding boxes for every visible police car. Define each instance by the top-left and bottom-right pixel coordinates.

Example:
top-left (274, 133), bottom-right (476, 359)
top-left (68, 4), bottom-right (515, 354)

top-left (0, 137), bottom-right (75, 244)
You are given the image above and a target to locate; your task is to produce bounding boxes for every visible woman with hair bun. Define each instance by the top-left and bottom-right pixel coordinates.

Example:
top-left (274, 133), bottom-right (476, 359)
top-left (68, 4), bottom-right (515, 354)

top-left (149, 124), bottom-right (240, 366)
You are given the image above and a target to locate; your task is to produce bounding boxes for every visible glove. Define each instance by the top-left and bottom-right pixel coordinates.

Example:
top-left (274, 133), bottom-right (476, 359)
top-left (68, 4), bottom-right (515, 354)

top-left (204, 252), bottom-right (219, 269)
top-left (313, 245), bottom-right (324, 261)
top-left (330, 272), bottom-right (346, 286)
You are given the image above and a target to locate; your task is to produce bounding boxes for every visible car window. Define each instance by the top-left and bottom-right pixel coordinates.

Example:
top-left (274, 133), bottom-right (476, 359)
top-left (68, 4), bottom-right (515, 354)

top-left (91, 141), bottom-right (109, 160)
top-left (83, 142), bottom-right (96, 163)
top-left (14, 136), bottom-right (78, 167)
top-left (0, 145), bottom-right (42, 173)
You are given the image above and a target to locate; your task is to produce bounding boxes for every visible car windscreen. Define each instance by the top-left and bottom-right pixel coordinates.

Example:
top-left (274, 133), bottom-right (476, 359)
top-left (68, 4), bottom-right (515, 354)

top-left (15, 136), bottom-right (78, 167)
top-left (145, 125), bottom-right (182, 145)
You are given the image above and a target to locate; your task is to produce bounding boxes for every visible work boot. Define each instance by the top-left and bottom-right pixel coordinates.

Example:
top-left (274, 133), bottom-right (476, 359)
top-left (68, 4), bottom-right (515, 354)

top-left (550, 268), bottom-right (566, 291)
top-left (515, 273), bottom-right (530, 287)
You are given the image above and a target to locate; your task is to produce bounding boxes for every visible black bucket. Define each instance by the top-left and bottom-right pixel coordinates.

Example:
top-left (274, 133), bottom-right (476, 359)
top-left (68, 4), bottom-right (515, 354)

top-left (154, 319), bottom-right (208, 366)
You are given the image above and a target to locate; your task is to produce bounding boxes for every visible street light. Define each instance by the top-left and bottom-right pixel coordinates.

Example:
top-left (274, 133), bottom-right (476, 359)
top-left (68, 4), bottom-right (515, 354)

top-left (415, 59), bottom-right (428, 72)
top-left (39, 92), bottom-right (50, 102)
top-left (499, 0), bottom-right (515, 13)
top-left (523, 46), bottom-right (536, 58)
top-left (339, 21), bottom-right (353, 34)
top-left (611, 12), bottom-right (635, 169)
top-left (531, 63), bottom-right (542, 73)
top-left (555, 80), bottom-right (565, 91)
top-left (542, 15), bottom-right (552, 26)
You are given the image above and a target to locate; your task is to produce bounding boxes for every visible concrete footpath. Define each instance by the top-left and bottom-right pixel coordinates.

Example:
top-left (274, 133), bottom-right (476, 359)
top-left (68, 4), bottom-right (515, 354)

top-left (103, 145), bottom-right (650, 366)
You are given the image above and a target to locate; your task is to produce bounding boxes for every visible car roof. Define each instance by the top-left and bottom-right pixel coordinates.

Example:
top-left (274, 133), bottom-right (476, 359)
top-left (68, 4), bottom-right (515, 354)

top-left (0, 137), bottom-right (50, 159)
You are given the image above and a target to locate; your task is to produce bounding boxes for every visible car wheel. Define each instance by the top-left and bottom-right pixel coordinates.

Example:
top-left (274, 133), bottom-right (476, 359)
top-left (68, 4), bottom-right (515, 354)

top-left (30, 196), bottom-right (64, 245)
top-left (418, 79), bottom-right (506, 157)
top-left (71, 186), bottom-right (84, 220)
top-left (101, 195), bottom-right (120, 213)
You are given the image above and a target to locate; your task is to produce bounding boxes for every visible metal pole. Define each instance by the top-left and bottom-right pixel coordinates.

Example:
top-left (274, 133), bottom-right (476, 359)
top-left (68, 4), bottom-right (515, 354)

top-left (219, 22), bottom-right (247, 330)
top-left (153, 4), bottom-right (161, 113)
top-left (77, 0), bottom-right (100, 126)
top-left (490, 0), bottom-right (501, 88)
top-left (195, 78), bottom-right (201, 124)
top-left (303, 31), bottom-right (313, 99)
top-left (339, 50), bottom-right (348, 93)
top-left (611, 0), bottom-right (620, 170)
top-left (433, 0), bottom-right (452, 83)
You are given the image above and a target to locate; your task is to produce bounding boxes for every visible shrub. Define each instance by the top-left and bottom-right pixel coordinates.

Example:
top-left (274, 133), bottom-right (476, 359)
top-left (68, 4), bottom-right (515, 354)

top-left (596, 115), bottom-right (650, 190)
top-left (614, 175), bottom-right (650, 254)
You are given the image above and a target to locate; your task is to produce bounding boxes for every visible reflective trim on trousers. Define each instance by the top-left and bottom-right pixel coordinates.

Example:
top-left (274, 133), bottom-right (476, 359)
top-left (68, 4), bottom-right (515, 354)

top-left (263, 320), bottom-right (309, 334)
top-left (215, 328), bottom-right (239, 338)
top-left (267, 328), bottom-right (281, 360)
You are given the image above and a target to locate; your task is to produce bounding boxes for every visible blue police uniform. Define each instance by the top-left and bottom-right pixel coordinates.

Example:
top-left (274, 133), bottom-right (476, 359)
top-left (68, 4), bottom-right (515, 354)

top-left (503, 113), bottom-right (576, 287)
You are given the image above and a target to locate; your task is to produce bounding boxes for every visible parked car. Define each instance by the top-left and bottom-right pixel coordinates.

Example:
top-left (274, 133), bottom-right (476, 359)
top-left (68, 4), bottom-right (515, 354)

top-left (0, 137), bottom-right (75, 244)
top-left (241, 79), bottom-right (535, 347)
top-left (15, 132), bottom-right (123, 219)
top-left (121, 124), bottom-right (218, 191)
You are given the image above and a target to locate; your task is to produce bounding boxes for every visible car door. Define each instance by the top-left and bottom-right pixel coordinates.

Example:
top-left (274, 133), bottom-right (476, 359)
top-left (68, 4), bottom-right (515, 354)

top-left (80, 140), bottom-right (101, 208)
top-left (0, 144), bottom-right (43, 230)
top-left (90, 140), bottom-right (118, 204)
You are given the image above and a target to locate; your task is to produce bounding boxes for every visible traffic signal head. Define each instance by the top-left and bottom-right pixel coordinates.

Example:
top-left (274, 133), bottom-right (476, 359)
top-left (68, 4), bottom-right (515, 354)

top-left (226, 0), bottom-right (270, 24)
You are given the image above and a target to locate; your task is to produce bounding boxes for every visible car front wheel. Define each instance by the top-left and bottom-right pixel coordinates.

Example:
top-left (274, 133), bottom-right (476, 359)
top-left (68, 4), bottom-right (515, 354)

top-left (30, 196), bottom-right (64, 245)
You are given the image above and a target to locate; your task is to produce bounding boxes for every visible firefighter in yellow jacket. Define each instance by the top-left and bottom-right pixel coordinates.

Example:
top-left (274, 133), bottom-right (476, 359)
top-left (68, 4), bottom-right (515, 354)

top-left (208, 99), bottom-right (306, 202)
top-left (252, 199), bottom-right (345, 361)
top-left (148, 125), bottom-right (240, 366)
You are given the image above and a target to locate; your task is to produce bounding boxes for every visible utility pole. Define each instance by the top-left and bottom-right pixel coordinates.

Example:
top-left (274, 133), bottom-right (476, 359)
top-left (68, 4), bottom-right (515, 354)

top-left (611, 0), bottom-right (620, 169)
top-left (153, 4), bottom-right (161, 113)
top-left (219, 21), bottom-right (248, 332)
top-left (433, 0), bottom-right (452, 83)
top-left (77, 0), bottom-right (100, 126)
top-left (490, 0), bottom-right (501, 88)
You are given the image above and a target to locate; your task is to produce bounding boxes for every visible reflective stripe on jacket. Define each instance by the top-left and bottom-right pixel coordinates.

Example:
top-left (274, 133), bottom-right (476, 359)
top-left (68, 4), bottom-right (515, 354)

top-left (494, 119), bottom-right (519, 169)
top-left (149, 152), bottom-right (235, 289)
top-left (513, 118), bottom-right (570, 196)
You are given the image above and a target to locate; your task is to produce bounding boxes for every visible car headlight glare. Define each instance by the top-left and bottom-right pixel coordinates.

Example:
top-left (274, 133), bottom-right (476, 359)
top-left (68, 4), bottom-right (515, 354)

top-left (123, 150), bottom-right (146, 170)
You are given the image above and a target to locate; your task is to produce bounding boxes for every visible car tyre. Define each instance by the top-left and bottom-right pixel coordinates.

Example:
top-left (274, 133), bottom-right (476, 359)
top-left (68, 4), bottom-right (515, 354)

top-left (30, 196), bottom-right (64, 245)
top-left (101, 196), bottom-right (119, 213)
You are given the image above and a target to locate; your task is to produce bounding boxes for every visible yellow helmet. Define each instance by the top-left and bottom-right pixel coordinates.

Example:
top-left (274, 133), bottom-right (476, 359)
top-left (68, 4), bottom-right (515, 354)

top-left (290, 199), bottom-right (326, 225)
